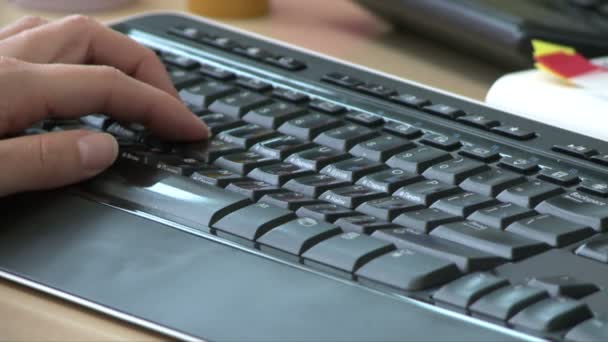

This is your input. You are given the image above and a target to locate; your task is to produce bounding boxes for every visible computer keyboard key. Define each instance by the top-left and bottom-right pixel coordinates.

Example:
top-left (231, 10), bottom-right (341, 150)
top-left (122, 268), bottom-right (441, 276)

top-left (528, 276), bottom-right (599, 299)
top-left (394, 179), bottom-right (462, 206)
top-left (283, 174), bottom-right (350, 198)
top-left (302, 232), bottom-right (394, 274)
top-left (217, 124), bottom-right (278, 148)
top-left (320, 185), bottom-right (385, 209)
top-left (491, 125), bottom-right (536, 140)
top-left (420, 133), bottom-right (462, 151)
top-left (356, 168), bottom-right (423, 194)
top-left (355, 83), bottom-right (396, 98)
top-left (552, 144), bottom-right (598, 159)
top-left (423, 104), bottom-right (465, 119)
top-left (431, 192), bottom-right (498, 217)
top-left (179, 82), bottom-right (237, 108)
top-left (198, 113), bottom-right (244, 134)
top-left (356, 249), bottom-right (461, 291)
top-left (386, 146), bottom-right (451, 174)
top-left (509, 297), bottom-right (592, 332)
top-left (285, 146), bottom-right (349, 171)
top-left (497, 180), bottom-right (564, 208)
top-left (335, 215), bottom-right (395, 234)
top-left (80, 114), bottom-right (112, 130)
top-left (168, 68), bottom-right (203, 89)
top-left (538, 168), bottom-right (580, 186)
top-left (591, 154), bottom-right (608, 166)
top-left (507, 214), bottom-right (593, 247)
top-left (535, 191), bottom-right (608, 231)
top-left (233, 46), bottom-right (274, 61)
top-left (566, 317), bottom-right (608, 342)
top-left (579, 178), bottom-right (608, 198)
top-left (272, 88), bottom-right (309, 103)
top-left (162, 53), bottom-right (200, 69)
top-left (345, 112), bottom-right (384, 126)
top-left (383, 122), bottom-right (422, 139)
top-left (168, 26), bottom-right (203, 40)
top-left (265, 56), bottom-right (306, 71)
top-left (458, 145), bottom-right (500, 163)
top-left (422, 157), bottom-right (489, 185)
top-left (257, 217), bottom-right (341, 256)
top-left (457, 115), bottom-right (500, 129)
top-left (213, 202), bottom-right (295, 241)
top-left (308, 99), bottom-right (346, 115)
top-left (251, 136), bottom-right (313, 160)
top-left (278, 112), bottom-right (342, 140)
top-left (105, 122), bottom-right (138, 140)
top-left (86, 167), bottom-right (251, 229)
top-left (153, 157), bottom-right (206, 177)
top-left (357, 196), bottom-right (423, 221)
top-left (296, 203), bottom-right (358, 223)
top-left (243, 102), bottom-right (306, 128)
top-left (190, 167), bottom-right (245, 188)
top-left (314, 123), bottom-right (379, 151)
top-left (393, 208), bottom-right (462, 233)
top-left (498, 157), bottom-right (539, 174)
top-left (235, 77), bottom-right (273, 92)
top-left (199, 64), bottom-right (236, 80)
top-left (389, 93), bottom-right (430, 108)
top-left (177, 140), bottom-right (244, 163)
top-left (260, 191), bottom-right (320, 210)
top-left (321, 72), bottom-right (362, 87)
top-left (225, 179), bottom-right (285, 202)
top-left (209, 91), bottom-right (272, 118)
top-left (248, 162), bottom-right (313, 186)
top-left (320, 157), bottom-right (387, 182)
top-left (349, 134), bottom-right (414, 162)
top-left (575, 235), bottom-right (608, 263)
top-left (431, 221), bottom-right (548, 260)
top-left (469, 285), bottom-right (549, 321)
top-left (468, 203), bottom-right (536, 230)
top-left (214, 151), bottom-right (277, 174)
top-left (372, 227), bottom-right (504, 272)
top-left (460, 168), bottom-right (525, 197)
top-left (432, 272), bottom-right (509, 309)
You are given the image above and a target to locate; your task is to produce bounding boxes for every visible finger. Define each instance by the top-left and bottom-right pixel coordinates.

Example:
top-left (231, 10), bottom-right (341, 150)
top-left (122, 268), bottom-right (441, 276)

top-left (0, 130), bottom-right (118, 196)
top-left (0, 15), bottom-right (178, 97)
top-left (0, 58), bottom-right (208, 140)
top-left (0, 16), bottom-right (48, 40)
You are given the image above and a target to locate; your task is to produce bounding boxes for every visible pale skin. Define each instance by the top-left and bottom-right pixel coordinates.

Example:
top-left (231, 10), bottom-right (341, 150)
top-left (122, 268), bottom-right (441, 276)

top-left (0, 15), bottom-right (209, 197)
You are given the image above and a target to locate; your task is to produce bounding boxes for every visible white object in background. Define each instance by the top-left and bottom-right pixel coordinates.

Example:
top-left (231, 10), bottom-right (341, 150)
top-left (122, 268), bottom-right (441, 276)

top-left (8, 0), bottom-right (135, 12)
top-left (486, 57), bottom-right (608, 142)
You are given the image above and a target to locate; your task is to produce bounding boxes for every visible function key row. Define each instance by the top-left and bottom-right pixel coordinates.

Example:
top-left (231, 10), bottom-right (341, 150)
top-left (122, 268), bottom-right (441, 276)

top-left (321, 72), bottom-right (536, 141)
top-left (553, 143), bottom-right (608, 169)
top-left (168, 26), bottom-right (306, 71)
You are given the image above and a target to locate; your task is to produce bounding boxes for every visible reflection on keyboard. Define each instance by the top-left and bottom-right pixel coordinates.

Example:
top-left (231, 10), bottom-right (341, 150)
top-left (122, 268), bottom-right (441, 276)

top-left (29, 21), bottom-right (608, 341)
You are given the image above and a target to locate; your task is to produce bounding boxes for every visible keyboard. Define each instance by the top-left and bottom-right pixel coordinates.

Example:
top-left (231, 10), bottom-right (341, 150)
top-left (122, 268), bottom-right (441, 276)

top-left (21, 13), bottom-right (608, 341)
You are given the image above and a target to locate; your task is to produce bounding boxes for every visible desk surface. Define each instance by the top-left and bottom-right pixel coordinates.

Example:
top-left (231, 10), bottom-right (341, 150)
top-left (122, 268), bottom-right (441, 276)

top-left (0, 0), bottom-right (505, 340)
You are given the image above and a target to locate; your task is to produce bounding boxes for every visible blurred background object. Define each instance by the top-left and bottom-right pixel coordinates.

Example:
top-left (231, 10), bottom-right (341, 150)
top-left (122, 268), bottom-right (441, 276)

top-left (8, 0), bottom-right (136, 12)
top-left (356, 0), bottom-right (608, 69)
top-left (188, 0), bottom-right (269, 18)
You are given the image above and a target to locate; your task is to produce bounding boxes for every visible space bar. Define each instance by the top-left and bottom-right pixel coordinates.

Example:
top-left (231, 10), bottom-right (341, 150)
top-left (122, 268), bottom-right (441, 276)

top-left (81, 164), bottom-right (252, 230)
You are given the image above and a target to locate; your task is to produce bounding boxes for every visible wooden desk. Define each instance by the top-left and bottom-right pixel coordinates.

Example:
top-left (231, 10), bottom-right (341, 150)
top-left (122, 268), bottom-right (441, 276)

top-left (0, 0), bottom-right (506, 340)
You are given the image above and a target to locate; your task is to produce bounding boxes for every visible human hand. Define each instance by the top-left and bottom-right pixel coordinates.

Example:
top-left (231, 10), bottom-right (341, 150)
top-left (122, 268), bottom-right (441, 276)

top-left (0, 15), bottom-right (208, 196)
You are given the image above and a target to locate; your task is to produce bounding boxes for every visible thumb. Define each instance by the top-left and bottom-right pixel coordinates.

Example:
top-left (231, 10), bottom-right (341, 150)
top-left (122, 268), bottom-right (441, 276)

top-left (0, 130), bottom-right (118, 196)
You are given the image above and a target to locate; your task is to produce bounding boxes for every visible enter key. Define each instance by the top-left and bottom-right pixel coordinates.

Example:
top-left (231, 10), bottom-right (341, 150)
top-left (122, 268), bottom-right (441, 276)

top-left (535, 191), bottom-right (608, 232)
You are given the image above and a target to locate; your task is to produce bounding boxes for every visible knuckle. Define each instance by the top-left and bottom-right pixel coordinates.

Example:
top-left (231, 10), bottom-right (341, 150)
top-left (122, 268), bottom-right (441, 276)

top-left (96, 65), bottom-right (124, 81)
top-left (18, 16), bottom-right (47, 27)
top-left (0, 56), bottom-right (24, 70)
top-left (62, 14), bottom-right (97, 28)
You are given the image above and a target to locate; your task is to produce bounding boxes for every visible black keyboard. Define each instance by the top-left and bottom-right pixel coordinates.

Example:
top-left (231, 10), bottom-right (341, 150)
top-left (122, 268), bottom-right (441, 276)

top-left (29, 13), bottom-right (608, 341)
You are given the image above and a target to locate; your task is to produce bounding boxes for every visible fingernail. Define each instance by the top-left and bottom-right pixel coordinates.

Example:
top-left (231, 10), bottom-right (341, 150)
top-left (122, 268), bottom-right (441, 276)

top-left (78, 133), bottom-right (119, 171)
